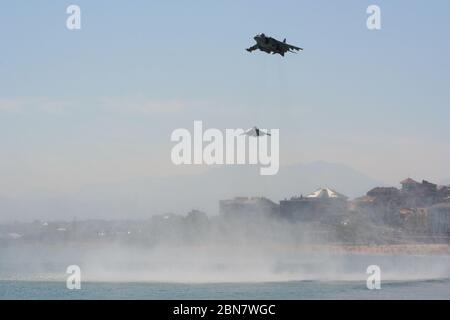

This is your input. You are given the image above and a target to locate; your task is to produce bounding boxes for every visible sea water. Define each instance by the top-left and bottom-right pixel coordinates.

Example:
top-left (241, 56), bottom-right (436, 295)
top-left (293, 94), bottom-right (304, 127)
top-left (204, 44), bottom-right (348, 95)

top-left (1, 279), bottom-right (450, 299)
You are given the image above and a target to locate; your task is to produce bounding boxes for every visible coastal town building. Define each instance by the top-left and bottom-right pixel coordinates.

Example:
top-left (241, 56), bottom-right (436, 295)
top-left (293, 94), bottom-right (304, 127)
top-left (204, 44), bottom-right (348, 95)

top-left (280, 188), bottom-right (348, 223)
top-left (427, 203), bottom-right (450, 235)
top-left (353, 187), bottom-right (403, 225)
top-left (400, 178), bottom-right (439, 207)
top-left (353, 178), bottom-right (450, 235)
top-left (400, 178), bottom-right (437, 193)
top-left (219, 197), bottom-right (279, 219)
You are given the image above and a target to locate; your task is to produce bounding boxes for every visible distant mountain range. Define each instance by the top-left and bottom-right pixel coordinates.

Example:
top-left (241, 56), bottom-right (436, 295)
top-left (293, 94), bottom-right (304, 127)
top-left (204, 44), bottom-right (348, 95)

top-left (0, 161), bottom-right (384, 222)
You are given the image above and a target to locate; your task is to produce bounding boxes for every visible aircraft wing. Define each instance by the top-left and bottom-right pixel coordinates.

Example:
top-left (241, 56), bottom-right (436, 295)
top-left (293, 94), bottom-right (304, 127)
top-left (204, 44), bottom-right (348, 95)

top-left (242, 128), bottom-right (257, 136)
top-left (285, 43), bottom-right (303, 52)
top-left (276, 39), bottom-right (303, 52)
top-left (242, 127), bottom-right (271, 137)
top-left (246, 44), bottom-right (258, 52)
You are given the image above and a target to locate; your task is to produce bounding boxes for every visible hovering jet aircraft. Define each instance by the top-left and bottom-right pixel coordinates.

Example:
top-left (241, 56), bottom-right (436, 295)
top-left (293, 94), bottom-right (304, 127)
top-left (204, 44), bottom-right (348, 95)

top-left (246, 33), bottom-right (303, 56)
top-left (242, 126), bottom-right (271, 137)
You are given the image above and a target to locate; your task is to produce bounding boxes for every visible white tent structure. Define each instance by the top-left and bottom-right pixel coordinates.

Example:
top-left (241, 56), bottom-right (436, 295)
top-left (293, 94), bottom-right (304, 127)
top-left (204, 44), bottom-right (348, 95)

top-left (305, 188), bottom-right (348, 200)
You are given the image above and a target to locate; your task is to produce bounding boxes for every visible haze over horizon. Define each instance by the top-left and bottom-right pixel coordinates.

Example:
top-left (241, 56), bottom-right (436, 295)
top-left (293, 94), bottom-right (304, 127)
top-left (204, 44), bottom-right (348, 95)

top-left (0, 160), bottom-right (448, 223)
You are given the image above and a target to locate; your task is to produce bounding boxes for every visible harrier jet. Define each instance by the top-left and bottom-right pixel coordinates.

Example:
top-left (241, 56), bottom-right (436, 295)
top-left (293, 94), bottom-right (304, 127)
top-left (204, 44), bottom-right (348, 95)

top-left (242, 126), bottom-right (271, 137)
top-left (246, 33), bottom-right (303, 56)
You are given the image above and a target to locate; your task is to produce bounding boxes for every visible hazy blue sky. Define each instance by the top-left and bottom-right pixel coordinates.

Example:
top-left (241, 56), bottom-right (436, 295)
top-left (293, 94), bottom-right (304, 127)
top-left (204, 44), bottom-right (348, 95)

top-left (0, 1), bottom-right (449, 215)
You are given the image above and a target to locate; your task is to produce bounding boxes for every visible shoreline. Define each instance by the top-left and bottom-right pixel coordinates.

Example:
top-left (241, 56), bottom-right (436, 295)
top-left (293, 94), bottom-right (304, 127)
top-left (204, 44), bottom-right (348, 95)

top-left (2, 242), bottom-right (450, 255)
top-left (291, 243), bottom-right (450, 255)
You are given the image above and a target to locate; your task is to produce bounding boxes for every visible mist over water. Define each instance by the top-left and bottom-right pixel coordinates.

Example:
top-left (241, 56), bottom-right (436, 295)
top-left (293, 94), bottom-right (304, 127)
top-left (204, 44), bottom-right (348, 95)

top-left (1, 215), bottom-right (450, 284)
